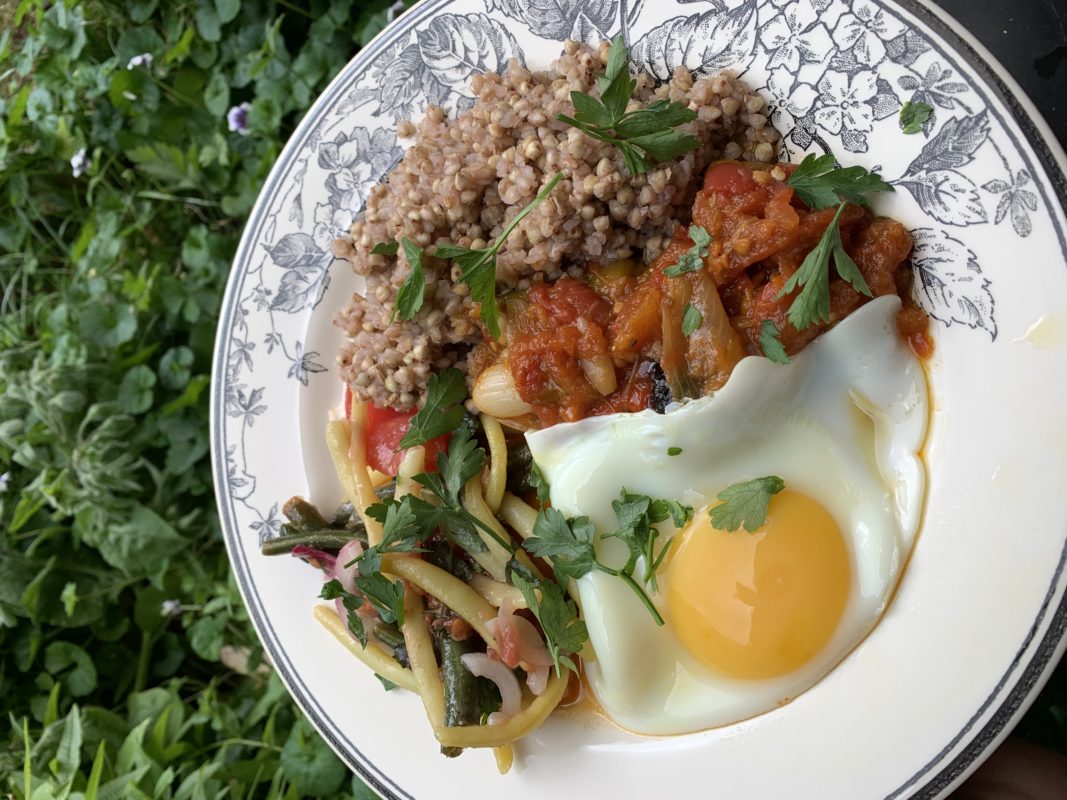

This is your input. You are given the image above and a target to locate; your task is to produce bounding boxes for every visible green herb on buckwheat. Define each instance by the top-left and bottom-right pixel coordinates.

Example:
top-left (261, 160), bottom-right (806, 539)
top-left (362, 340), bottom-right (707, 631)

top-left (557, 37), bottom-right (701, 175)
top-left (435, 172), bottom-right (563, 338)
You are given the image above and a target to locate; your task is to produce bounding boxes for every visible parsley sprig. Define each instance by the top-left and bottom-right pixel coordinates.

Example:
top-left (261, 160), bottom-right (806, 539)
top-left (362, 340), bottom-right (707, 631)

top-left (397, 367), bottom-right (467, 449)
top-left (510, 565), bottom-right (588, 677)
top-left (434, 172), bottom-right (563, 338)
top-left (523, 491), bottom-right (692, 626)
top-left (786, 153), bottom-right (894, 210)
top-left (775, 202), bottom-right (873, 330)
top-left (709, 476), bottom-right (786, 532)
top-left (776, 153), bottom-right (893, 330)
top-left (557, 37), bottom-right (700, 176)
top-left (413, 423), bottom-right (515, 554)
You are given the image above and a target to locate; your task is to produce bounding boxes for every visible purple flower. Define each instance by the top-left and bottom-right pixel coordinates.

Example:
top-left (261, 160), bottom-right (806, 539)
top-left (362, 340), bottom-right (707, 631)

top-left (127, 52), bottom-right (153, 70)
top-left (227, 102), bottom-right (251, 135)
top-left (70, 148), bottom-right (88, 178)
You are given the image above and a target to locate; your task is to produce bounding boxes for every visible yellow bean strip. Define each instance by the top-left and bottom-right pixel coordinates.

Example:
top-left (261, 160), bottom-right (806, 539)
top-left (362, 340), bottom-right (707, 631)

top-left (402, 590), bottom-right (445, 728)
top-left (480, 414), bottom-right (507, 513)
top-left (499, 492), bottom-right (537, 539)
top-left (433, 669), bottom-right (568, 749)
top-left (469, 574), bottom-right (528, 610)
top-left (325, 418), bottom-right (384, 545)
top-left (313, 605), bottom-right (418, 692)
top-left (461, 478), bottom-right (513, 581)
top-left (493, 743), bottom-right (514, 774)
top-left (395, 445), bottom-right (425, 500)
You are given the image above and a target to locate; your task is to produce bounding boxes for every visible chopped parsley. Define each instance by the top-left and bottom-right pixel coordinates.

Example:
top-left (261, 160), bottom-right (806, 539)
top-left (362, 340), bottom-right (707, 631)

top-left (681, 303), bottom-right (702, 336)
top-left (393, 237), bottom-right (425, 321)
top-left (899, 101), bottom-right (933, 135)
top-left (759, 320), bottom-right (790, 364)
top-left (663, 225), bottom-right (712, 277)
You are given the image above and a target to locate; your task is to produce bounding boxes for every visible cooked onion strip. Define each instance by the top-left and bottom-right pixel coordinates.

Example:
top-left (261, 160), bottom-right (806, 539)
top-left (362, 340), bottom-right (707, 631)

top-left (380, 555), bottom-right (498, 650)
top-left (460, 653), bottom-right (521, 724)
top-left (313, 605), bottom-right (418, 692)
top-left (402, 590), bottom-right (445, 728)
top-left (471, 361), bottom-right (533, 418)
top-left (326, 418), bottom-right (384, 546)
top-left (433, 669), bottom-right (567, 748)
top-left (480, 414), bottom-right (507, 513)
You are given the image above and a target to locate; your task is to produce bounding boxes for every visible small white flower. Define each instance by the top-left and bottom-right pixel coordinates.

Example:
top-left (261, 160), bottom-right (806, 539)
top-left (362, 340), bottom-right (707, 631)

top-left (227, 102), bottom-right (252, 135)
top-left (161, 599), bottom-right (183, 617)
top-left (70, 148), bottom-right (88, 178)
top-left (814, 70), bottom-right (878, 134)
top-left (0, 472), bottom-right (9, 492)
top-left (127, 52), bottom-right (153, 70)
top-left (122, 90), bottom-right (138, 101)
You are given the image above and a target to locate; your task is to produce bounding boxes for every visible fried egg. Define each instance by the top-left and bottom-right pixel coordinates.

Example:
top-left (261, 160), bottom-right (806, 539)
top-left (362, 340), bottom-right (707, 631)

top-left (525, 296), bottom-right (928, 735)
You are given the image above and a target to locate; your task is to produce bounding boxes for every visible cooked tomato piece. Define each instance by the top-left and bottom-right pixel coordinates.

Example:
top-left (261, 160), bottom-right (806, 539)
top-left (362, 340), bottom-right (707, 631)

top-left (363, 403), bottom-right (447, 475)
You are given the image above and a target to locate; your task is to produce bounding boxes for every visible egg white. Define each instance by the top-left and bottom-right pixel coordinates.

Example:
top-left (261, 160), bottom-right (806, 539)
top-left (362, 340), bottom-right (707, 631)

top-left (525, 296), bottom-right (929, 735)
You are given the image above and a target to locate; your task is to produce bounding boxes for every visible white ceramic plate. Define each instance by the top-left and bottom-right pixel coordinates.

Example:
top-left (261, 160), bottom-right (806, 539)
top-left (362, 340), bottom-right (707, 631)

top-left (210, 1), bottom-right (1067, 797)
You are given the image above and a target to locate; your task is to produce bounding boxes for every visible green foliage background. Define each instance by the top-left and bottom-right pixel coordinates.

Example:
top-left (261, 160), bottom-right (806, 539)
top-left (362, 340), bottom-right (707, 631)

top-left (0, 0), bottom-right (1064, 797)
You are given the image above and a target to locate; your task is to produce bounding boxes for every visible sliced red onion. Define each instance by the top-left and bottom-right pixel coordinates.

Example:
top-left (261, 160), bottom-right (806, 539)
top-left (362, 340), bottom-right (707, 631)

top-left (333, 539), bottom-right (364, 594)
top-left (487, 600), bottom-right (554, 670)
top-left (291, 545), bottom-right (336, 571)
top-left (461, 652), bottom-right (521, 725)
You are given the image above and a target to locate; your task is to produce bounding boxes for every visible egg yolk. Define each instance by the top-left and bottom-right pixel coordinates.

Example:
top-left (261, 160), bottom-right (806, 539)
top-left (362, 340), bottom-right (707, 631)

top-left (667, 490), bottom-right (850, 679)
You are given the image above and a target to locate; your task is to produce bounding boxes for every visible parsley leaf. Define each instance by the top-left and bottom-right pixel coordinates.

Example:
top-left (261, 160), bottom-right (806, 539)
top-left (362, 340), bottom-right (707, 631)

top-left (353, 573), bottom-right (405, 626)
top-left (371, 241), bottom-right (399, 256)
top-left (786, 153), bottom-right (894, 210)
top-left (530, 459), bottom-right (551, 505)
top-left (397, 368), bottom-right (467, 449)
top-left (525, 492), bottom-right (691, 626)
top-left (663, 225), bottom-right (712, 277)
top-left (413, 423), bottom-right (514, 554)
top-left (414, 423), bottom-right (485, 507)
top-left (320, 579), bottom-right (368, 647)
top-left (606, 490), bottom-right (693, 591)
top-left (375, 674), bottom-right (398, 691)
top-left (667, 447), bottom-right (682, 456)
top-left (510, 570), bottom-right (588, 677)
top-left (557, 37), bottom-right (700, 175)
top-left (899, 101), bottom-right (933, 135)
top-left (435, 172), bottom-right (562, 338)
top-left (523, 507), bottom-right (598, 581)
top-left (681, 303), bottom-right (702, 336)
top-left (774, 202), bottom-right (872, 331)
top-left (709, 476), bottom-right (786, 532)
top-left (393, 237), bottom-right (425, 321)
top-left (759, 320), bottom-right (790, 364)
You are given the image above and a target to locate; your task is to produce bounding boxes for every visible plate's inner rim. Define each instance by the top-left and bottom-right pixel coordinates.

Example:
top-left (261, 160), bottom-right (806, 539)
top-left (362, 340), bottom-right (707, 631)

top-left (209, 0), bottom-right (1067, 797)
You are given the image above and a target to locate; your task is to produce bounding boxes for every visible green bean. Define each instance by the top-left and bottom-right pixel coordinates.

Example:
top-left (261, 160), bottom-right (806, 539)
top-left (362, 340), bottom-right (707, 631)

top-left (434, 626), bottom-right (480, 758)
top-left (282, 496), bottom-right (330, 531)
top-left (260, 530), bottom-right (357, 556)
